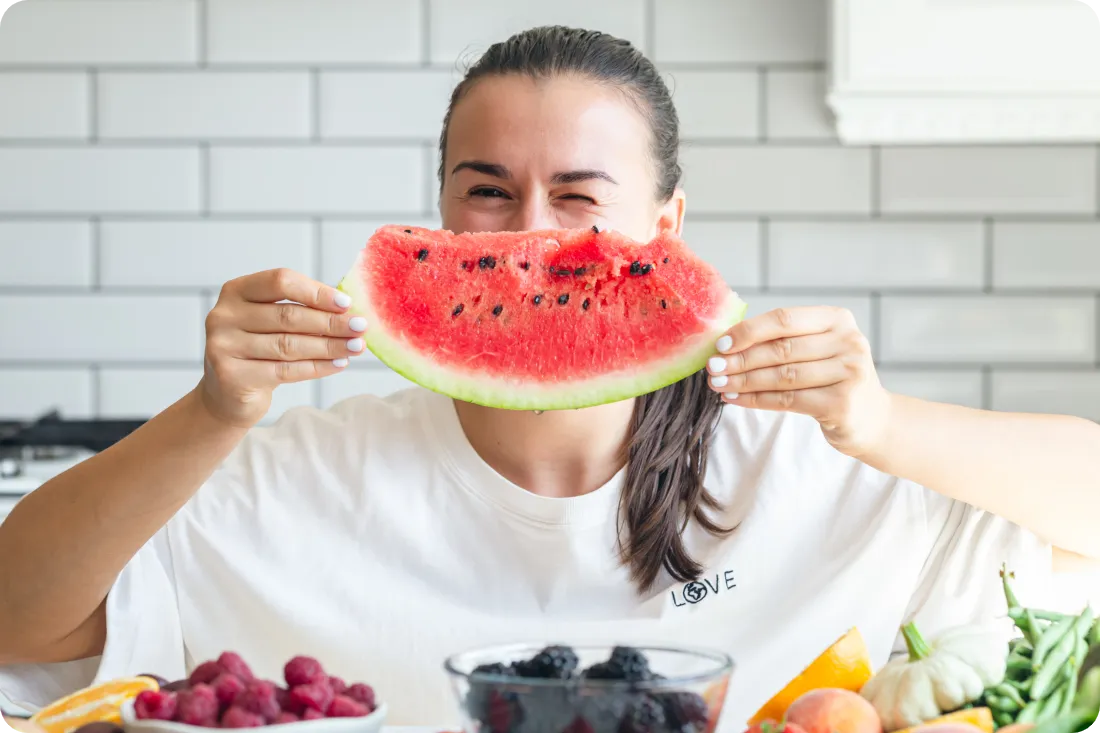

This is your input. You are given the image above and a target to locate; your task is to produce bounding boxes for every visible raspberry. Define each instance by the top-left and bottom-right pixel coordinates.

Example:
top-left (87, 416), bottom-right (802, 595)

top-left (221, 707), bottom-right (265, 728)
top-left (211, 673), bottom-right (245, 709)
top-left (289, 682), bottom-right (334, 713)
top-left (327, 696), bottom-right (370, 718)
top-left (133, 690), bottom-right (178, 721)
top-left (284, 656), bottom-right (327, 687)
top-left (328, 676), bottom-right (348, 696)
top-left (217, 652), bottom-right (254, 682)
top-left (274, 712), bottom-right (300, 725)
top-left (175, 684), bottom-right (219, 727)
top-left (345, 683), bottom-right (375, 711)
top-left (302, 709), bottom-right (325, 721)
top-left (236, 680), bottom-right (281, 722)
top-left (188, 661), bottom-right (224, 686)
top-left (274, 686), bottom-right (298, 714)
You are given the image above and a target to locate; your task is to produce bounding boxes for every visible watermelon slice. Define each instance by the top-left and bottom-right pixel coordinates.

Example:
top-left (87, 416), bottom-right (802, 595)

top-left (337, 225), bottom-right (748, 410)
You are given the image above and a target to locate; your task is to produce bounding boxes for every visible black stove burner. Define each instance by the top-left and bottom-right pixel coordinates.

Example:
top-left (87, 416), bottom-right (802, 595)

top-left (0, 410), bottom-right (146, 454)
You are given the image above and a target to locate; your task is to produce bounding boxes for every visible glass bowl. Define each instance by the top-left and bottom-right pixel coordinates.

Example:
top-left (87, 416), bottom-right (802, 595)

top-left (443, 643), bottom-right (734, 733)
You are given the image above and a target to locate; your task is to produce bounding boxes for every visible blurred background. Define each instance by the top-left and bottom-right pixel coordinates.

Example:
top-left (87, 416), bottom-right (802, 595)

top-left (0, 0), bottom-right (1098, 521)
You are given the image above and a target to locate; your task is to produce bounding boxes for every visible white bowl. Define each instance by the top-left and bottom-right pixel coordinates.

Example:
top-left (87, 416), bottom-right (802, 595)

top-left (120, 698), bottom-right (388, 733)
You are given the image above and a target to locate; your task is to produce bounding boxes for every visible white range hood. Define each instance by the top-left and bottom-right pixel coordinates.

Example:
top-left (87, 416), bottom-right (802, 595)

top-left (828, 0), bottom-right (1100, 144)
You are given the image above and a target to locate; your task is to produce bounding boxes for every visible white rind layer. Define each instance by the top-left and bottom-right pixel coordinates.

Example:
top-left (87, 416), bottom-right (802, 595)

top-left (338, 248), bottom-right (749, 411)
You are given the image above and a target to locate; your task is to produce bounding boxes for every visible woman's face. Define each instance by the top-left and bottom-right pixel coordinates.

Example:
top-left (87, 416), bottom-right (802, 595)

top-left (439, 74), bottom-right (684, 243)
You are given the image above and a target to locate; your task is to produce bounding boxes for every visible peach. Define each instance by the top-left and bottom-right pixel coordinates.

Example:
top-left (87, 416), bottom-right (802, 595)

top-left (912, 726), bottom-right (987, 733)
top-left (744, 721), bottom-right (810, 733)
top-left (785, 688), bottom-right (883, 733)
top-left (995, 725), bottom-right (1035, 733)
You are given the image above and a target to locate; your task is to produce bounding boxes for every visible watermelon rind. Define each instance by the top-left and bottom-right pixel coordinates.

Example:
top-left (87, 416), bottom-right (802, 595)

top-left (337, 254), bottom-right (749, 411)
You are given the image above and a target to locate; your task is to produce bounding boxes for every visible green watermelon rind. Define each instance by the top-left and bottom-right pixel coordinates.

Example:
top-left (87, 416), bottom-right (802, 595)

top-left (338, 261), bottom-right (749, 411)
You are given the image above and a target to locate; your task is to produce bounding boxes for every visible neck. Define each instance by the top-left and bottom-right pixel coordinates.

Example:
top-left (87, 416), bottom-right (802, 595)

top-left (454, 399), bottom-right (636, 498)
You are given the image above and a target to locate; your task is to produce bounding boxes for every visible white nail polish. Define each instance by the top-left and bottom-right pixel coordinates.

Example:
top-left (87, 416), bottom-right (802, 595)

top-left (710, 375), bottom-right (728, 388)
top-left (716, 335), bottom-right (733, 353)
top-left (725, 393), bottom-right (739, 401)
top-left (708, 356), bottom-right (726, 373)
top-left (332, 358), bottom-right (349, 368)
top-left (349, 316), bottom-right (367, 332)
top-left (347, 338), bottom-right (364, 352)
top-left (334, 292), bottom-right (352, 308)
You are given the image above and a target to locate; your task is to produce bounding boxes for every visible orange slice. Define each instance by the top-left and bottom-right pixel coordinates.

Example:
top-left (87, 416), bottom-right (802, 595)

top-left (29, 676), bottom-right (159, 733)
top-left (894, 708), bottom-right (994, 733)
top-left (748, 627), bottom-right (873, 726)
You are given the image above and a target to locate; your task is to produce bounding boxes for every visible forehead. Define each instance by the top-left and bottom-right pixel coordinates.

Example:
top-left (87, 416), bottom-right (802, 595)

top-left (444, 74), bottom-right (653, 175)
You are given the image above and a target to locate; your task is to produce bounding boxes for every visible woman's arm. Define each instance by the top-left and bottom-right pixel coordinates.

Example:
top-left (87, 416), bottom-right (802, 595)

top-left (861, 394), bottom-right (1100, 561)
top-left (704, 305), bottom-right (1100, 562)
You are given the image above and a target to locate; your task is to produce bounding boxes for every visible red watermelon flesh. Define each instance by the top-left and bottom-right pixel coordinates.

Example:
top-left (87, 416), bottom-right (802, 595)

top-left (337, 225), bottom-right (748, 410)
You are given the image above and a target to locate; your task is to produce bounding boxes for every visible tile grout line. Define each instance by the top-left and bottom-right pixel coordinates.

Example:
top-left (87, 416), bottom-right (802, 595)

top-left (870, 292), bottom-right (881, 362)
top-left (870, 146), bottom-right (881, 218)
top-left (980, 365), bottom-right (993, 411)
top-left (310, 69), bottom-right (321, 141)
top-left (88, 69), bottom-right (98, 142)
top-left (420, 0), bottom-right (432, 66)
top-left (982, 217), bottom-right (994, 293)
top-left (197, 0), bottom-right (208, 66)
top-left (758, 218), bottom-right (769, 292)
top-left (90, 217), bottom-right (102, 290)
top-left (757, 67), bottom-right (768, 142)
top-left (199, 143), bottom-right (211, 216)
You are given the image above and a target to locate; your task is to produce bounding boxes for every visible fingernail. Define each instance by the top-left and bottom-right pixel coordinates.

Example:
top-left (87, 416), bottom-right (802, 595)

top-left (710, 375), bottom-right (728, 389)
top-left (334, 291), bottom-right (352, 308)
top-left (724, 393), bottom-right (739, 401)
top-left (332, 358), bottom-right (349, 368)
top-left (347, 338), bottom-right (364, 352)
top-left (349, 316), bottom-right (367, 332)
top-left (716, 335), bottom-right (733, 353)
top-left (707, 356), bottom-right (726, 373)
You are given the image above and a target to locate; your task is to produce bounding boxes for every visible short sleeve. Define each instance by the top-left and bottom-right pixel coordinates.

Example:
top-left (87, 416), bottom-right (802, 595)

top-left (0, 528), bottom-right (186, 712)
top-left (891, 491), bottom-right (1055, 657)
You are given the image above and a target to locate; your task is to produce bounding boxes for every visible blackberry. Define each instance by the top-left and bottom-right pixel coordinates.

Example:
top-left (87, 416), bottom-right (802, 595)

top-left (466, 664), bottom-right (521, 733)
top-left (582, 647), bottom-right (652, 683)
top-left (515, 645), bottom-right (579, 680)
top-left (515, 687), bottom-right (580, 733)
top-left (653, 692), bottom-right (709, 733)
top-left (618, 696), bottom-right (667, 733)
top-left (577, 693), bottom-right (634, 733)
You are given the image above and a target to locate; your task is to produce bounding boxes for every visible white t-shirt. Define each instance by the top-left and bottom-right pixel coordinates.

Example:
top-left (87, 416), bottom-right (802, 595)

top-left (0, 387), bottom-right (1053, 730)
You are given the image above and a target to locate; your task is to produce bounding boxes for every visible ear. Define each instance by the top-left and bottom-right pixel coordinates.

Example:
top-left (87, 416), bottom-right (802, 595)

top-left (655, 188), bottom-right (686, 237)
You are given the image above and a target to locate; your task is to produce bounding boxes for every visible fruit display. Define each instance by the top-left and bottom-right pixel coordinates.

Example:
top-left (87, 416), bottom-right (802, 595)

top-left (445, 644), bottom-right (731, 733)
top-left (27, 676), bottom-right (160, 733)
top-left (336, 225), bottom-right (748, 411)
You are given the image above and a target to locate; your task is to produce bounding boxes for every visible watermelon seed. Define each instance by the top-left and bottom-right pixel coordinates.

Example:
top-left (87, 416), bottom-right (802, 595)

top-left (492, 304), bottom-right (503, 317)
top-left (582, 298), bottom-right (590, 310)
top-left (558, 294), bottom-right (569, 306)
top-left (416, 248), bottom-right (428, 261)
top-left (478, 256), bottom-right (496, 270)
top-left (629, 261), bottom-right (641, 275)
top-left (663, 257), bottom-right (670, 263)
top-left (641, 264), bottom-right (654, 275)
top-left (452, 304), bottom-right (464, 317)
top-left (404, 229), bottom-right (412, 233)
top-left (521, 261), bottom-right (530, 270)
top-left (533, 295), bottom-right (543, 305)
top-left (556, 268), bottom-right (572, 277)
top-left (573, 267), bottom-right (587, 276)
top-left (661, 300), bottom-right (667, 309)
top-left (591, 225), bottom-right (599, 233)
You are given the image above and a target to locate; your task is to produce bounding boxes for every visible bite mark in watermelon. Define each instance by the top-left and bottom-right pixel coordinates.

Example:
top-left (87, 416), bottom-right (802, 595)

top-left (337, 225), bottom-right (748, 410)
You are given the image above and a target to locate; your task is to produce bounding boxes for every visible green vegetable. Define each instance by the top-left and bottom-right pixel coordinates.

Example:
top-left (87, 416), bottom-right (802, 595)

top-left (1039, 683), bottom-right (1069, 721)
top-left (987, 693), bottom-right (1021, 714)
top-left (1033, 613), bottom-right (1092, 700)
top-left (1010, 677), bottom-right (1033, 695)
top-left (1077, 667), bottom-right (1100, 711)
top-left (1035, 614), bottom-right (1078, 669)
top-left (996, 682), bottom-right (1028, 708)
top-left (993, 709), bottom-right (1015, 728)
top-left (1009, 655), bottom-right (1034, 673)
top-left (1018, 701), bottom-right (1042, 723)
top-left (1090, 619), bottom-right (1100, 647)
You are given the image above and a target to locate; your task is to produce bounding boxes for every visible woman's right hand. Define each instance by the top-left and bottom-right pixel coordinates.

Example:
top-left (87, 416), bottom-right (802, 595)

top-left (199, 268), bottom-right (366, 428)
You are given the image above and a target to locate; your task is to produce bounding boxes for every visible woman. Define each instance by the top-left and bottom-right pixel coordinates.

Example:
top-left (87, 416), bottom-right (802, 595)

top-left (1, 26), bottom-right (1098, 730)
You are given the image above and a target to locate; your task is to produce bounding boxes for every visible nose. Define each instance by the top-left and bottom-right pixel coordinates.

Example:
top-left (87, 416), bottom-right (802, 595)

top-left (509, 195), bottom-right (557, 232)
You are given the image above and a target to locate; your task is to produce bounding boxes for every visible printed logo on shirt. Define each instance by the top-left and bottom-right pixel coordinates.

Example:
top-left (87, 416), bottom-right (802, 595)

top-left (671, 569), bottom-right (736, 607)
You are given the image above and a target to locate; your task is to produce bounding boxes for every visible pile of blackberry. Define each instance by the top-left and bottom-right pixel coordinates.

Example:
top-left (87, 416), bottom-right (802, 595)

top-left (464, 646), bottom-right (712, 733)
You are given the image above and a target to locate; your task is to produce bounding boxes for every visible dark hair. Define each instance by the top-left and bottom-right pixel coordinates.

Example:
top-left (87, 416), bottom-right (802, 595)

top-left (438, 26), bottom-right (732, 593)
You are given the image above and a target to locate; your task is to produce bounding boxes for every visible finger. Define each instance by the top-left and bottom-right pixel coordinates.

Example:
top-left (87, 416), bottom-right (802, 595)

top-left (722, 387), bottom-right (832, 418)
top-left (234, 302), bottom-right (367, 337)
top-left (236, 357), bottom-right (351, 388)
top-left (230, 268), bottom-right (351, 312)
top-left (238, 333), bottom-right (366, 362)
top-left (716, 306), bottom-right (852, 355)
top-left (708, 358), bottom-right (848, 396)
top-left (707, 332), bottom-right (839, 376)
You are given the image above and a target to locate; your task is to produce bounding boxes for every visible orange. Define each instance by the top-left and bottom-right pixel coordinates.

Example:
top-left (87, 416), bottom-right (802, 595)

top-left (893, 708), bottom-right (994, 733)
top-left (29, 676), bottom-right (159, 733)
top-left (748, 627), bottom-right (873, 726)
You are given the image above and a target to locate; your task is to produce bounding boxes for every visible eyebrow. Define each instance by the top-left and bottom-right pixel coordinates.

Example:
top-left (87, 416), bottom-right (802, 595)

top-left (451, 160), bottom-right (618, 186)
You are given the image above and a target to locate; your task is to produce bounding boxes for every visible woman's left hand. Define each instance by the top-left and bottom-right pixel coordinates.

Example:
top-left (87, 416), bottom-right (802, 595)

top-left (706, 306), bottom-right (894, 458)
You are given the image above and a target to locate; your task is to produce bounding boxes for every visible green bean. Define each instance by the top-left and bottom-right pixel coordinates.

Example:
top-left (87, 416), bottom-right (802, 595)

top-left (1026, 608), bottom-right (1044, 646)
top-left (1038, 683), bottom-right (1068, 722)
top-left (992, 694), bottom-right (1022, 714)
top-left (1028, 707), bottom-right (1097, 733)
top-left (1034, 631), bottom-right (1082, 699)
top-left (1009, 677), bottom-right (1033, 696)
top-left (997, 683), bottom-right (1029, 708)
top-left (1034, 614), bottom-right (1078, 668)
top-left (1017, 701), bottom-right (1042, 723)
top-left (1076, 667), bottom-right (1100, 712)
top-left (1090, 618), bottom-right (1100, 647)
top-left (1010, 654), bottom-right (1034, 672)
top-left (993, 710), bottom-right (1015, 728)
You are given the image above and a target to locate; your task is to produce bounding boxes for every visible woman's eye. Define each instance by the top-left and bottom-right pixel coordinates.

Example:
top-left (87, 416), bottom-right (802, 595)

top-left (561, 194), bottom-right (596, 204)
top-left (470, 187), bottom-right (508, 199)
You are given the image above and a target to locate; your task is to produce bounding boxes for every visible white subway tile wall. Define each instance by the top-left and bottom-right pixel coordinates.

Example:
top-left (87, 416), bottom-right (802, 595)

top-left (0, 2), bottom-right (1097, 423)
